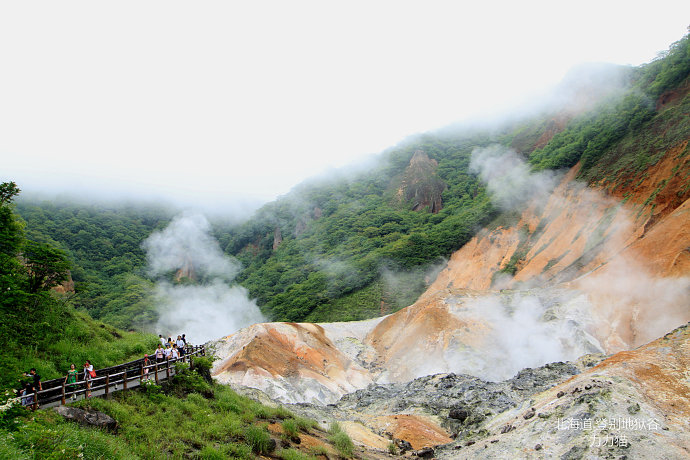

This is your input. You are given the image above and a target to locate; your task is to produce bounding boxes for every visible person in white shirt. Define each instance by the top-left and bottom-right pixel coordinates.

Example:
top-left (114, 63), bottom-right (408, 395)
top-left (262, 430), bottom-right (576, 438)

top-left (176, 335), bottom-right (185, 356)
top-left (163, 344), bottom-right (172, 359)
top-left (171, 344), bottom-right (179, 360)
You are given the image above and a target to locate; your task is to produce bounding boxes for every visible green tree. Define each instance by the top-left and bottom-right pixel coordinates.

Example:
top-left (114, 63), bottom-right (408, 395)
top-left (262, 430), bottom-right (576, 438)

top-left (0, 181), bottom-right (20, 207)
top-left (22, 240), bottom-right (72, 293)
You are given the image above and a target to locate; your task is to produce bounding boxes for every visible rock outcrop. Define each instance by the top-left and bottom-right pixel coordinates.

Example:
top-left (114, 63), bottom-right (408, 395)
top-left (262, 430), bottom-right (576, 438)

top-left (394, 150), bottom-right (446, 213)
top-left (54, 406), bottom-right (118, 431)
top-left (212, 321), bottom-right (379, 404)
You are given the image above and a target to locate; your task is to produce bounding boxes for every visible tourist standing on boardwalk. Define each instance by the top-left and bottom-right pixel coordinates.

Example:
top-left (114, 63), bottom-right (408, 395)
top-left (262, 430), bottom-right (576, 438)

top-left (83, 361), bottom-right (94, 397)
top-left (143, 354), bottom-right (151, 380)
top-left (64, 364), bottom-right (78, 400)
top-left (154, 344), bottom-right (165, 363)
top-left (164, 343), bottom-right (172, 360)
top-left (176, 335), bottom-right (185, 356)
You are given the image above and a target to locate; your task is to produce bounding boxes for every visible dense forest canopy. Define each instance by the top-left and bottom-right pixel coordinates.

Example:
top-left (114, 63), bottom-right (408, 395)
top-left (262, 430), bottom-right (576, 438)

top-left (9, 32), bottom-right (690, 326)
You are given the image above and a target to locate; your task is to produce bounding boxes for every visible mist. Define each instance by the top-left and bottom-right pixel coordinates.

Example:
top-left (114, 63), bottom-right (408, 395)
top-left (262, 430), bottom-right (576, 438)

top-left (445, 290), bottom-right (602, 382)
top-left (458, 143), bottom-right (690, 379)
top-left (2, 3), bottom-right (687, 218)
top-left (470, 145), bottom-right (561, 211)
top-left (143, 212), bottom-right (265, 343)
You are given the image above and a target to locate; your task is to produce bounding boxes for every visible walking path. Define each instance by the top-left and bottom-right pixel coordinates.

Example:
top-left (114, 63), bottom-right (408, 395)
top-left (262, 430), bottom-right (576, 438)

top-left (25, 345), bottom-right (206, 410)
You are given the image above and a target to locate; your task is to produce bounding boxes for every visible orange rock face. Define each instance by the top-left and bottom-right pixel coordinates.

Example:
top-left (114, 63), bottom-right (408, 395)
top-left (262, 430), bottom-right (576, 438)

top-left (212, 322), bottom-right (374, 404)
top-left (370, 414), bottom-right (452, 450)
top-left (423, 144), bottom-right (690, 354)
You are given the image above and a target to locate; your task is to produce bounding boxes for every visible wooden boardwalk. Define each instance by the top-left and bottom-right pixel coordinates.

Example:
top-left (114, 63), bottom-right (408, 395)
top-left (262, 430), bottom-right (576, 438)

top-left (23, 345), bottom-right (206, 410)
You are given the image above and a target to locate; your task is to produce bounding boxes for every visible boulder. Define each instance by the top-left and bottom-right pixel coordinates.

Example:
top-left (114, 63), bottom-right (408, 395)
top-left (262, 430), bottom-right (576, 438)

top-left (448, 407), bottom-right (470, 422)
top-left (54, 406), bottom-right (117, 431)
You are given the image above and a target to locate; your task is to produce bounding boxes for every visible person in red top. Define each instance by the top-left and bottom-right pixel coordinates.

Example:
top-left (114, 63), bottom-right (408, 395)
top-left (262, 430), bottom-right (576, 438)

top-left (83, 360), bottom-right (94, 397)
top-left (143, 354), bottom-right (151, 380)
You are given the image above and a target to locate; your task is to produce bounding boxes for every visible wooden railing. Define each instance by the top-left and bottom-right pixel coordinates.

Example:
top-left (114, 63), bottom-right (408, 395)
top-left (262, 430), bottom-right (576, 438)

top-left (23, 345), bottom-right (206, 409)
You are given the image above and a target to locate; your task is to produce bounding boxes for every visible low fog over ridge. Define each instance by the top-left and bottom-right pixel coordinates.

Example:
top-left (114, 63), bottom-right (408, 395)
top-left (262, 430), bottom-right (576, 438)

top-left (2, 2), bottom-right (688, 213)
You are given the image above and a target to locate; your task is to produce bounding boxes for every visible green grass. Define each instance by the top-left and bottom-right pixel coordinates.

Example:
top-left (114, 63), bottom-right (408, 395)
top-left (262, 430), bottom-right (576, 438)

top-left (327, 422), bottom-right (354, 458)
top-left (0, 366), bottom-right (328, 460)
top-left (279, 448), bottom-right (317, 460)
top-left (294, 416), bottom-right (318, 432)
top-left (282, 418), bottom-right (299, 438)
top-left (1, 305), bottom-right (158, 389)
top-left (244, 424), bottom-right (274, 455)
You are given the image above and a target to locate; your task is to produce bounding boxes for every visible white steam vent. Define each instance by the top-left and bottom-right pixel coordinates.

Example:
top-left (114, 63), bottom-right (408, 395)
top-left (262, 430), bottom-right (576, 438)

top-left (143, 212), bottom-right (265, 343)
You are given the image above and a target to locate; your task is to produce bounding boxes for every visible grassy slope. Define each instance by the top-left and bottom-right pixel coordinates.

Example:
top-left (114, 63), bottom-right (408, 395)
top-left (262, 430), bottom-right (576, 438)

top-left (1, 359), bottom-right (357, 460)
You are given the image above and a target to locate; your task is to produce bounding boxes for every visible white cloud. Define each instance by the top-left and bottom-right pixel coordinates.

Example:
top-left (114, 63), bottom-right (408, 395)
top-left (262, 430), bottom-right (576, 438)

top-left (1, 1), bottom-right (688, 212)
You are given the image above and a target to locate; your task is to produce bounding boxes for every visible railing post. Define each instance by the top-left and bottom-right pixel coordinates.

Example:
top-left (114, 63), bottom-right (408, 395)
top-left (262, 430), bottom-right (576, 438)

top-left (61, 382), bottom-right (65, 405)
top-left (32, 391), bottom-right (38, 411)
top-left (105, 373), bottom-right (110, 398)
top-left (140, 363), bottom-right (144, 383)
top-left (154, 362), bottom-right (159, 384)
top-left (123, 369), bottom-right (127, 391)
top-left (165, 357), bottom-right (170, 380)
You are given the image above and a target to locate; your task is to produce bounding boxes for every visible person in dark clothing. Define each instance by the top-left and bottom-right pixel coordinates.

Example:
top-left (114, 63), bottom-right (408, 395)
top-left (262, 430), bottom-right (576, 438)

top-left (20, 369), bottom-right (41, 407)
top-left (25, 369), bottom-right (42, 393)
top-left (20, 381), bottom-right (34, 407)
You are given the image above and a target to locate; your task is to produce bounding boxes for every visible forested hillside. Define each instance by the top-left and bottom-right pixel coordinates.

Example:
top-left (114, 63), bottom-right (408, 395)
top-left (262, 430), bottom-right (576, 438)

top-left (222, 33), bottom-right (689, 322)
top-left (15, 201), bottom-right (174, 329)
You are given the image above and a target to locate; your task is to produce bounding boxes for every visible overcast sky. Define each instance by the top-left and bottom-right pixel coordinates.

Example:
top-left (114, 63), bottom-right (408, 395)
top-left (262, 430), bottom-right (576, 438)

top-left (1, 1), bottom-right (688, 215)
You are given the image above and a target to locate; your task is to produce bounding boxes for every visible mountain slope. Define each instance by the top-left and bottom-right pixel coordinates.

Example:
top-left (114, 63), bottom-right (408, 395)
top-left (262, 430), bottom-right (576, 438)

top-left (209, 33), bottom-right (690, 453)
top-left (221, 34), bottom-right (689, 324)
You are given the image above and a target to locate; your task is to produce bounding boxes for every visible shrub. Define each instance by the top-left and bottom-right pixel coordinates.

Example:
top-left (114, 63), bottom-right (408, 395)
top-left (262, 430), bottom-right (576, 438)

top-left (0, 391), bottom-right (27, 431)
top-left (244, 424), bottom-right (275, 454)
top-left (168, 362), bottom-right (212, 397)
top-left (329, 431), bottom-right (354, 458)
top-left (308, 445), bottom-right (330, 457)
top-left (191, 356), bottom-right (214, 383)
top-left (274, 405), bottom-right (293, 420)
top-left (327, 422), bottom-right (354, 458)
top-left (282, 419), bottom-right (298, 439)
top-left (294, 416), bottom-right (318, 432)
top-left (278, 448), bottom-right (315, 460)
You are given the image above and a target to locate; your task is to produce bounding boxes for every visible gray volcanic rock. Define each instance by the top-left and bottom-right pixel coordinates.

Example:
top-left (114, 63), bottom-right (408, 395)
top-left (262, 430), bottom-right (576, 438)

top-left (54, 406), bottom-right (117, 431)
top-left (336, 360), bottom-right (585, 437)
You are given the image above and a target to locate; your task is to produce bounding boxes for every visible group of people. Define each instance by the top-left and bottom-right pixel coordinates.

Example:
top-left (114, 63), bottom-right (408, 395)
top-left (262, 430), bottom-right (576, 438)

top-left (151, 334), bottom-right (188, 364)
top-left (64, 360), bottom-right (95, 400)
top-left (18, 334), bottom-right (192, 407)
top-left (18, 360), bottom-right (94, 408)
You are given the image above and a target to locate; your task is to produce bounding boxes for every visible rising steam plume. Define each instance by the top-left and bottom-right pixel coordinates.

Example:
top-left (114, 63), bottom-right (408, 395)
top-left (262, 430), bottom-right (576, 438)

top-left (143, 212), bottom-right (265, 343)
top-left (451, 145), bottom-right (690, 379)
